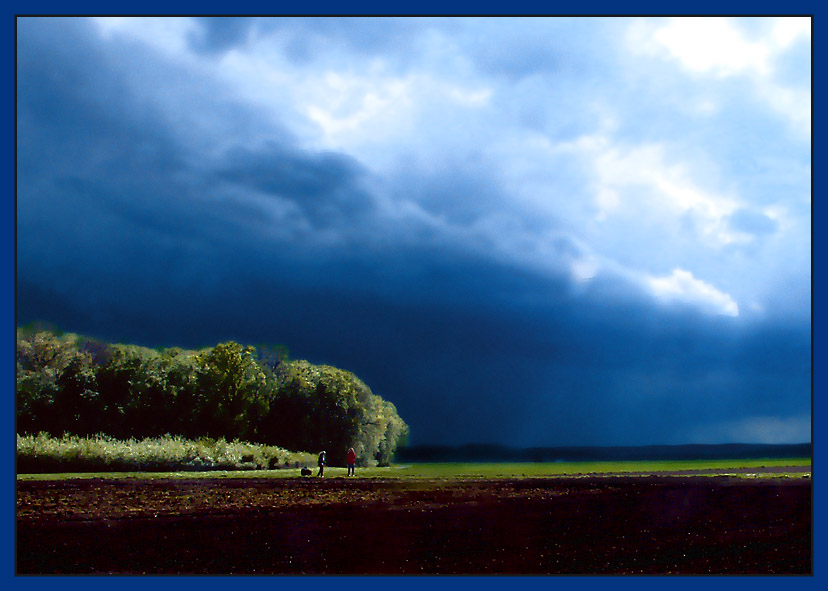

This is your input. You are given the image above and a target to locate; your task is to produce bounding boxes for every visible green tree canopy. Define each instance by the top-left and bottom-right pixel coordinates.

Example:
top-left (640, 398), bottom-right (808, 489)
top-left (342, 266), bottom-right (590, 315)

top-left (16, 330), bottom-right (409, 466)
top-left (263, 360), bottom-right (408, 466)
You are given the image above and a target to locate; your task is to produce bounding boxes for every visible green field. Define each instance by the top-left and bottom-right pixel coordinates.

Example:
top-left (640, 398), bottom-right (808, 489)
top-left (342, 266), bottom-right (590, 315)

top-left (373, 458), bottom-right (812, 478)
top-left (16, 457), bottom-right (811, 481)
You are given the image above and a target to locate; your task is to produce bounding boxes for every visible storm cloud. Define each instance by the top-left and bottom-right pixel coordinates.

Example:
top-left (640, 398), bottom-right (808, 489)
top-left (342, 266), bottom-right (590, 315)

top-left (16, 17), bottom-right (811, 446)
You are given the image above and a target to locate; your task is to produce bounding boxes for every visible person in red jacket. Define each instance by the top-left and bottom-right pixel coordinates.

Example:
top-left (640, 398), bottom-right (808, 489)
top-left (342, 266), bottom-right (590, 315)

top-left (346, 447), bottom-right (357, 476)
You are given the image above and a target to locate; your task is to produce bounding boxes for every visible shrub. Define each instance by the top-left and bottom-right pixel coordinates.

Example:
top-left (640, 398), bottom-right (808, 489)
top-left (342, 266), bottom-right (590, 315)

top-left (16, 433), bottom-right (317, 473)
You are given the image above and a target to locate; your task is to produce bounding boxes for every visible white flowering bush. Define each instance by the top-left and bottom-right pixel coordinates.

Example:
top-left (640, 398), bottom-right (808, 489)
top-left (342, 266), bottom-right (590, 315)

top-left (16, 433), bottom-right (316, 473)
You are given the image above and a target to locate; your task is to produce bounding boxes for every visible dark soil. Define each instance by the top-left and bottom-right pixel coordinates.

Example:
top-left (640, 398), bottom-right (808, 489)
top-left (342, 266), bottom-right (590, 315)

top-left (16, 473), bottom-right (811, 574)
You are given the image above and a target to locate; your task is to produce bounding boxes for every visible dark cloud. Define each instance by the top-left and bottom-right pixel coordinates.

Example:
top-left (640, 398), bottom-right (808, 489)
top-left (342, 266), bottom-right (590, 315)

top-left (458, 18), bottom-right (566, 80)
top-left (220, 144), bottom-right (362, 199)
top-left (184, 16), bottom-right (579, 84)
top-left (390, 158), bottom-right (517, 226)
top-left (186, 16), bottom-right (427, 64)
top-left (188, 17), bottom-right (256, 54)
top-left (16, 204), bottom-right (811, 447)
top-left (278, 17), bottom-right (427, 63)
top-left (16, 18), bottom-right (811, 447)
top-left (216, 143), bottom-right (376, 228)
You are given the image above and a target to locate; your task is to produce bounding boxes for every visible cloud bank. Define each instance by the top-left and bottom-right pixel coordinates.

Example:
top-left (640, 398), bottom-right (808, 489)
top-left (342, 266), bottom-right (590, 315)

top-left (17, 17), bottom-right (810, 446)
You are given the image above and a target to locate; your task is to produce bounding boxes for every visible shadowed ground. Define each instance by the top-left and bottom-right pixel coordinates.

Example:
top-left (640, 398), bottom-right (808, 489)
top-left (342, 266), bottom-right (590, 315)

top-left (16, 472), bottom-right (811, 574)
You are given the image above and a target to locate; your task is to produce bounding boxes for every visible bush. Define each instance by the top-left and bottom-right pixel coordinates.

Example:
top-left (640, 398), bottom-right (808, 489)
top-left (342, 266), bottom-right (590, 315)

top-left (16, 433), bottom-right (317, 473)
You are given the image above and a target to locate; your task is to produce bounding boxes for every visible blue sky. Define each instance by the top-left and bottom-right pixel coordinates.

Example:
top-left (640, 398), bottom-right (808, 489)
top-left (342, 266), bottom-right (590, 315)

top-left (16, 16), bottom-right (811, 446)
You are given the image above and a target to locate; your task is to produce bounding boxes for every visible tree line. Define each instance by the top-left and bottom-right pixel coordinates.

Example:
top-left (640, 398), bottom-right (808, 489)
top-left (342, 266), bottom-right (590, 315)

top-left (15, 328), bottom-right (408, 467)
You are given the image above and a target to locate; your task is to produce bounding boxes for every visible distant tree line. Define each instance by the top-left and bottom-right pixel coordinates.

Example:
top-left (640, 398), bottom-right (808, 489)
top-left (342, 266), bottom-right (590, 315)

top-left (15, 328), bottom-right (408, 467)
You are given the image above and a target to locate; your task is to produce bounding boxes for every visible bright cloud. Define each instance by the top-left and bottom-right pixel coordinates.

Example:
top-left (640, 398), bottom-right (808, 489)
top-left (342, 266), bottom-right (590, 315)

top-left (630, 17), bottom-right (811, 137)
top-left (646, 268), bottom-right (739, 317)
top-left (650, 17), bottom-right (773, 77)
top-left (305, 72), bottom-right (414, 145)
top-left (636, 16), bottom-right (809, 78)
top-left (570, 255), bottom-right (599, 283)
top-left (759, 79), bottom-right (811, 137)
top-left (589, 141), bottom-right (744, 247)
top-left (771, 17), bottom-right (811, 49)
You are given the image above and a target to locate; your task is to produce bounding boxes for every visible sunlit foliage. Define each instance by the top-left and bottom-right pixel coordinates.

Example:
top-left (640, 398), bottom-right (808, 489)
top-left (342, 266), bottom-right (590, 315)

top-left (16, 432), bottom-right (317, 473)
top-left (16, 329), bottom-right (409, 467)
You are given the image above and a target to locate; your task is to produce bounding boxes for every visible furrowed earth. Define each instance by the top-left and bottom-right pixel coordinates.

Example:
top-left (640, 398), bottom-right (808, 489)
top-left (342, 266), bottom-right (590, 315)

top-left (16, 468), bottom-right (811, 574)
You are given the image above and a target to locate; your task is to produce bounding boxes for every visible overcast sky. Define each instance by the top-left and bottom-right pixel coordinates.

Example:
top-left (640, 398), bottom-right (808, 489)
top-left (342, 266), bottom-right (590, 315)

top-left (16, 16), bottom-right (811, 446)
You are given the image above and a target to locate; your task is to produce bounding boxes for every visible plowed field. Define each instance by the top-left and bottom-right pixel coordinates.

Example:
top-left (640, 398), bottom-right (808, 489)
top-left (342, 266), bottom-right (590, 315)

top-left (16, 472), bottom-right (811, 574)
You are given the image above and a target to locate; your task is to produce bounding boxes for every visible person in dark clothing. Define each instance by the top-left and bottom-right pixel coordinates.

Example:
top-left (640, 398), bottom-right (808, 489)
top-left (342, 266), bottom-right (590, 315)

top-left (317, 450), bottom-right (326, 477)
top-left (346, 447), bottom-right (357, 476)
